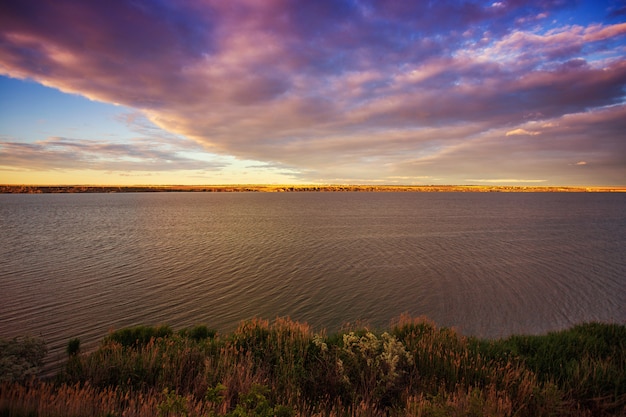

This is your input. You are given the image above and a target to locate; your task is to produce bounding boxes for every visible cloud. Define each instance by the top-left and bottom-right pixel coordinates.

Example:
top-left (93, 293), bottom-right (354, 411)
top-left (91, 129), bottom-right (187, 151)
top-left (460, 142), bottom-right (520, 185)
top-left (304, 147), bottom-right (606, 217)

top-left (1, 0), bottom-right (625, 185)
top-left (466, 178), bottom-right (547, 183)
top-left (505, 129), bottom-right (542, 136)
top-left (0, 136), bottom-right (226, 172)
top-left (387, 104), bottom-right (626, 185)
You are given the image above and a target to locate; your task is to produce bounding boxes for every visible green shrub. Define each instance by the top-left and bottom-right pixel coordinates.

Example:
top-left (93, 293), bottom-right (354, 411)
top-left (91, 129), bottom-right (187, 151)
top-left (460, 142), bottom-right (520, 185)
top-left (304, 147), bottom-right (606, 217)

top-left (474, 322), bottom-right (626, 415)
top-left (67, 338), bottom-right (81, 356)
top-left (178, 325), bottom-right (216, 341)
top-left (0, 336), bottom-right (47, 383)
top-left (105, 325), bottom-right (173, 347)
top-left (158, 388), bottom-right (188, 417)
top-left (228, 384), bottom-right (294, 417)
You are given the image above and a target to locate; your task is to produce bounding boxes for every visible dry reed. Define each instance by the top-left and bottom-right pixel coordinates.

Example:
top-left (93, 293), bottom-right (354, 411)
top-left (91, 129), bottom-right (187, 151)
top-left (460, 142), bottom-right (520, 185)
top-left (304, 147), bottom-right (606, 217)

top-left (1, 316), bottom-right (624, 417)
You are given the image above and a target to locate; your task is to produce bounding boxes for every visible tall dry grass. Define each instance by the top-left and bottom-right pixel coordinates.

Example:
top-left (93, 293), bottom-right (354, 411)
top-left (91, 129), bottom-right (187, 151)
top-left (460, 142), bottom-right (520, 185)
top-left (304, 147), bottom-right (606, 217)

top-left (1, 316), bottom-right (624, 417)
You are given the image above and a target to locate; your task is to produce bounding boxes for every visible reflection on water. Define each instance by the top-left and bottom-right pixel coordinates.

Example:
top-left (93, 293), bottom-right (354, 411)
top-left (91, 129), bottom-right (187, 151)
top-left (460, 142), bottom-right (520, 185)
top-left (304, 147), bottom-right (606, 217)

top-left (1, 192), bottom-right (625, 367)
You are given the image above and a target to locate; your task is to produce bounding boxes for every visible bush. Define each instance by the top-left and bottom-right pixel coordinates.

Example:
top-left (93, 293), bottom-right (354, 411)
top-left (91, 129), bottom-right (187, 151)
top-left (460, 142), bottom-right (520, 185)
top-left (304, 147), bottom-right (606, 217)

top-left (2, 318), bottom-right (625, 417)
top-left (105, 325), bottom-right (173, 347)
top-left (477, 322), bottom-right (626, 414)
top-left (0, 336), bottom-right (47, 383)
top-left (178, 325), bottom-right (216, 341)
top-left (67, 338), bottom-right (81, 356)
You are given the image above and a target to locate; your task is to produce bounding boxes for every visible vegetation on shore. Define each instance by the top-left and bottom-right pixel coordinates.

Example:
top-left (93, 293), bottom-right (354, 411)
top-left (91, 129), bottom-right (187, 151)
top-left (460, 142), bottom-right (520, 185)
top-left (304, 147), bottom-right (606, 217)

top-left (2, 184), bottom-right (625, 193)
top-left (1, 316), bottom-right (624, 416)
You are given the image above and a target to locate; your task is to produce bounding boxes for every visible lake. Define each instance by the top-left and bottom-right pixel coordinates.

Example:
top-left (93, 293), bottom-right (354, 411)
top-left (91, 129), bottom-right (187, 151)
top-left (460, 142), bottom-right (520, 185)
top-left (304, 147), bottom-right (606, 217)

top-left (1, 192), bottom-right (624, 368)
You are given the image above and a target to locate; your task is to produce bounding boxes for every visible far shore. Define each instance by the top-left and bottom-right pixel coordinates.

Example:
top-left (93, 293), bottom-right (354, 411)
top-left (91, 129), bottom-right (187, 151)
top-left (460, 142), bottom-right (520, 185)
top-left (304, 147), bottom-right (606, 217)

top-left (2, 184), bottom-right (625, 193)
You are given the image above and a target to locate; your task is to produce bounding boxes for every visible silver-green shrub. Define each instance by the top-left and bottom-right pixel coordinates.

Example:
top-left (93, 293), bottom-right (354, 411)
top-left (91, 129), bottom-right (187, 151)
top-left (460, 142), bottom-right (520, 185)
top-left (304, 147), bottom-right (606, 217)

top-left (338, 331), bottom-right (413, 405)
top-left (0, 336), bottom-right (47, 382)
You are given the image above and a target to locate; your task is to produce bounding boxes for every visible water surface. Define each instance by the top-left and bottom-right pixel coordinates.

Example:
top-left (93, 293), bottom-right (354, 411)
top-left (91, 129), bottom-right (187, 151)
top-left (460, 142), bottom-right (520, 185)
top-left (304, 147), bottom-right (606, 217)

top-left (1, 192), bottom-right (624, 366)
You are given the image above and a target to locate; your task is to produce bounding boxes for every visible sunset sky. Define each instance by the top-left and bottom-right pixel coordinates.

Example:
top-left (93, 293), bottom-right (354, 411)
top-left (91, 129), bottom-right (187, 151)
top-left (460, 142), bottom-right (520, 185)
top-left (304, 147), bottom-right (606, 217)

top-left (1, 0), bottom-right (625, 186)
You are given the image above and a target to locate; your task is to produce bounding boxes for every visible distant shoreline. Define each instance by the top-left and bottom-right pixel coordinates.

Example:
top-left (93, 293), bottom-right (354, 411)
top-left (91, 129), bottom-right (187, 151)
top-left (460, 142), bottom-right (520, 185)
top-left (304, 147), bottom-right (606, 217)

top-left (1, 184), bottom-right (625, 193)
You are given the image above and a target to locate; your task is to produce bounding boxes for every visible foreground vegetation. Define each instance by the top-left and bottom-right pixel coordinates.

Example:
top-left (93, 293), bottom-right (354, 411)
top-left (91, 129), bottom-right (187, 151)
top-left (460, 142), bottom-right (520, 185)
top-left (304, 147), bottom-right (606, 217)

top-left (1, 316), bottom-right (625, 416)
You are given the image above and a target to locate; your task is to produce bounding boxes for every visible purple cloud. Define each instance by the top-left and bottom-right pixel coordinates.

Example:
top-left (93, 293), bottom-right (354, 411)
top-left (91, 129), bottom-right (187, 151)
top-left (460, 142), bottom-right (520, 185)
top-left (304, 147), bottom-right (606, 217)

top-left (0, 135), bottom-right (226, 172)
top-left (1, 0), bottom-right (625, 185)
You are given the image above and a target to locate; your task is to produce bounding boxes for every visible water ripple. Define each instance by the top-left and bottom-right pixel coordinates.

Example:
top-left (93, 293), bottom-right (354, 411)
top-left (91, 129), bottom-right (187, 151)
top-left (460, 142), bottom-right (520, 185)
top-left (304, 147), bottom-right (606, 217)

top-left (1, 192), bottom-right (624, 372)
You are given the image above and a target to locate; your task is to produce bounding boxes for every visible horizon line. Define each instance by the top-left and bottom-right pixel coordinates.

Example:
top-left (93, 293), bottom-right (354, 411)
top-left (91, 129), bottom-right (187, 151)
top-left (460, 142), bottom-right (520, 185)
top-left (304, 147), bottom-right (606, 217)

top-left (2, 184), bottom-right (625, 193)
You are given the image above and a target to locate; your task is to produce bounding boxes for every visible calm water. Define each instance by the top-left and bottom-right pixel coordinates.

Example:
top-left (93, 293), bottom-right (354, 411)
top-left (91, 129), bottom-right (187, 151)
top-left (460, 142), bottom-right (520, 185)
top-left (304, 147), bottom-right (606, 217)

top-left (1, 192), bottom-right (625, 367)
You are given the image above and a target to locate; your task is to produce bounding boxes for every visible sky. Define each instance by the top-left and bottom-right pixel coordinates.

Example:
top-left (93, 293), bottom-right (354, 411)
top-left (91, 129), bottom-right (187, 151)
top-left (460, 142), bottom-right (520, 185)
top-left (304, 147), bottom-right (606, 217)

top-left (1, 0), bottom-right (625, 186)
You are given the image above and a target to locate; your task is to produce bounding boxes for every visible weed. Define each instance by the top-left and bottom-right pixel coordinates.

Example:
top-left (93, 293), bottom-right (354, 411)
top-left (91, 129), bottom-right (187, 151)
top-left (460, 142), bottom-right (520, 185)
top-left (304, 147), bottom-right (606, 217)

top-left (1, 317), bottom-right (624, 417)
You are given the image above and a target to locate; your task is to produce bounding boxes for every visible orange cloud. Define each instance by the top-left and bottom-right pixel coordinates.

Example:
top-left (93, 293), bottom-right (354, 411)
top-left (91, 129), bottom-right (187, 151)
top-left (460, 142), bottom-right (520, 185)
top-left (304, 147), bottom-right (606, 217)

top-left (505, 129), bottom-right (542, 136)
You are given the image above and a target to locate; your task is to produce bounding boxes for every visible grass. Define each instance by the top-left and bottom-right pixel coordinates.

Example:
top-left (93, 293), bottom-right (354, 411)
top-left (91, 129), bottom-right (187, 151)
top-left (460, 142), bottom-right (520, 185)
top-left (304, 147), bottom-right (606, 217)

top-left (1, 316), bottom-right (624, 416)
top-left (470, 321), bottom-right (626, 413)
